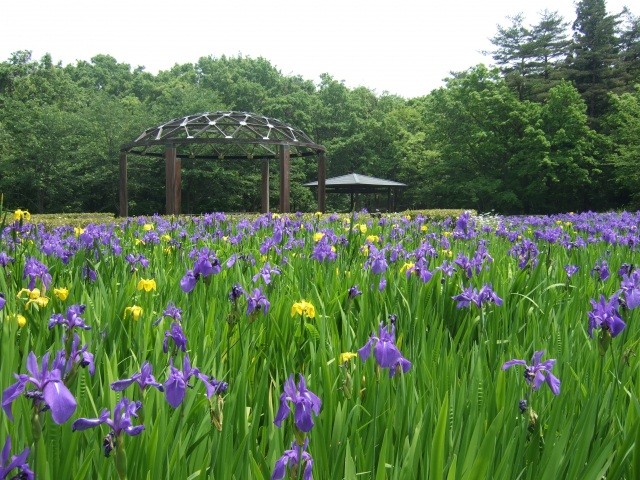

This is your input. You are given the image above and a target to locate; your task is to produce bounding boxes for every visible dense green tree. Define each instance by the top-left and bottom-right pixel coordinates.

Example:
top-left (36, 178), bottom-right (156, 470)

top-left (604, 86), bottom-right (640, 208)
top-left (568, 0), bottom-right (622, 124)
top-left (539, 81), bottom-right (599, 212)
top-left (617, 10), bottom-right (640, 89)
top-left (424, 65), bottom-right (549, 213)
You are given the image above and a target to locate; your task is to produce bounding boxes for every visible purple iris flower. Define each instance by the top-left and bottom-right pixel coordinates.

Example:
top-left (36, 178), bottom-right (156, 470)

top-left (72, 397), bottom-right (144, 457)
top-left (272, 439), bottom-right (314, 480)
top-left (310, 236), bottom-right (336, 262)
top-left (163, 355), bottom-right (228, 408)
top-left (0, 293), bottom-right (5, 311)
top-left (502, 350), bottom-right (561, 396)
top-left (590, 260), bottom-right (610, 281)
top-left (246, 288), bottom-right (270, 316)
top-left (348, 285), bottom-right (362, 299)
top-left (124, 253), bottom-right (149, 272)
top-left (509, 238), bottom-right (539, 269)
top-left (564, 264), bottom-right (579, 278)
top-left (179, 270), bottom-right (198, 293)
top-left (366, 246), bottom-right (388, 274)
top-left (23, 257), bottom-right (52, 290)
top-left (406, 257), bottom-right (433, 283)
top-left (587, 294), bottom-right (626, 338)
top-left (163, 322), bottom-right (188, 353)
top-left (48, 304), bottom-right (91, 332)
top-left (620, 271), bottom-right (640, 310)
top-left (180, 248), bottom-right (222, 293)
top-left (1, 436), bottom-right (34, 480)
top-left (153, 302), bottom-right (183, 326)
top-left (111, 362), bottom-right (164, 392)
top-left (2, 351), bottom-right (77, 424)
top-left (62, 333), bottom-right (96, 376)
top-left (0, 252), bottom-right (14, 267)
top-left (618, 263), bottom-right (633, 277)
top-left (358, 322), bottom-right (412, 377)
top-left (82, 265), bottom-right (97, 282)
top-left (229, 284), bottom-right (245, 303)
top-left (452, 284), bottom-right (503, 309)
top-left (274, 374), bottom-right (322, 432)
top-left (438, 261), bottom-right (455, 277)
top-left (252, 262), bottom-right (281, 285)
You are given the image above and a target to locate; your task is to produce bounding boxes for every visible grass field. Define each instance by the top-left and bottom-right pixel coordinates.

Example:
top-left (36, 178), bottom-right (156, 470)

top-left (1, 209), bottom-right (639, 479)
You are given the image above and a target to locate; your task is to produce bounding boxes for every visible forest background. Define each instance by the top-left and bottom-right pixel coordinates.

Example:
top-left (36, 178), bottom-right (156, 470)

top-left (0, 0), bottom-right (639, 216)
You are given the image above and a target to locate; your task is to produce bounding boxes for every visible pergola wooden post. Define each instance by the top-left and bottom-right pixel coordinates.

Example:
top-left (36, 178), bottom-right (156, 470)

top-left (318, 152), bottom-right (326, 213)
top-left (119, 152), bottom-right (128, 217)
top-left (261, 159), bottom-right (270, 213)
top-left (165, 146), bottom-right (181, 215)
top-left (278, 144), bottom-right (290, 213)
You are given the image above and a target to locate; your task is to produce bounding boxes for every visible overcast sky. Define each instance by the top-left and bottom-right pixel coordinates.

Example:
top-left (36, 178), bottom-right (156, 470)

top-left (0, 0), bottom-right (632, 98)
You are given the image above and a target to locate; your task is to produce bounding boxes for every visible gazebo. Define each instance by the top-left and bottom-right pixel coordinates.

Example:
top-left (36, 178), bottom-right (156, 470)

top-left (118, 111), bottom-right (326, 216)
top-left (305, 173), bottom-right (406, 211)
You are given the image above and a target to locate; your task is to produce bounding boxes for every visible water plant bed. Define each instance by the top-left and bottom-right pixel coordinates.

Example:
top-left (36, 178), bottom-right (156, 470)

top-left (1, 210), bottom-right (639, 479)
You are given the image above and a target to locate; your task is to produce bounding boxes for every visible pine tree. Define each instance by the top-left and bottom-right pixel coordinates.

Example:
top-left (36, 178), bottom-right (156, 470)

top-left (568, 0), bottom-right (622, 125)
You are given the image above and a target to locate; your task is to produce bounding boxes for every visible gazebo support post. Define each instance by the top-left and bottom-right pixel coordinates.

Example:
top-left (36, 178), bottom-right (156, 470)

top-left (318, 152), bottom-right (326, 213)
top-left (165, 146), bottom-right (181, 215)
top-left (279, 144), bottom-right (290, 213)
top-left (119, 151), bottom-right (128, 217)
top-left (261, 159), bottom-right (270, 213)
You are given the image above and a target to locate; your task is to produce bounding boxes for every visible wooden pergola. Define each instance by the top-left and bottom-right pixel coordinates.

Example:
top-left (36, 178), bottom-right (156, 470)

top-left (118, 111), bottom-right (326, 216)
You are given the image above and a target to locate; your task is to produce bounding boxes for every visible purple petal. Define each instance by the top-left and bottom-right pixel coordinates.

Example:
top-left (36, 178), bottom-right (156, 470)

top-left (609, 316), bottom-right (626, 337)
top-left (357, 337), bottom-right (375, 362)
top-left (2, 376), bottom-right (28, 421)
top-left (164, 373), bottom-right (186, 408)
top-left (123, 425), bottom-right (145, 436)
top-left (374, 340), bottom-right (401, 369)
top-left (531, 351), bottom-right (545, 366)
top-left (293, 400), bottom-right (315, 432)
top-left (72, 409), bottom-right (110, 431)
top-left (273, 399), bottom-right (291, 428)
top-left (43, 381), bottom-right (77, 424)
top-left (501, 359), bottom-right (527, 370)
top-left (546, 372), bottom-right (561, 395)
top-left (110, 377), bottom-right (137, 392)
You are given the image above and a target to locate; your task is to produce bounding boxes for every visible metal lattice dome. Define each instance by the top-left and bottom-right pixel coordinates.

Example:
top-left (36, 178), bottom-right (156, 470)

top-left (121, 111), bottom-right (325, 160)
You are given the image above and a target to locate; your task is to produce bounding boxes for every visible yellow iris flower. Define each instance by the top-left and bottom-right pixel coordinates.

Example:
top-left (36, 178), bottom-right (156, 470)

top-left (14, 313), bottom-right (27, 328)
top-left (400, 262), bottom-right (415, 273)
top-left (13, 209), bottom-right (31, 221)
top-left (339, 352), bottom-right (358, 364)
top-left (54, 287), bottom-right (69, 301)
top-left (143, 223), bottom-right (154, 231)
top-left (291, 300), bottom-right (316, 319)
top-left (17, 288), bottom-right (49, 308)
top-left (313, 232), bottom-right (325, 242)
top-left (125, 305), bottom-right (143, 320)
top-left (137, 278), bottom-right (157, 292)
